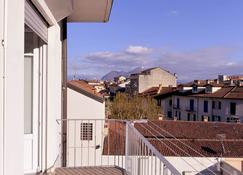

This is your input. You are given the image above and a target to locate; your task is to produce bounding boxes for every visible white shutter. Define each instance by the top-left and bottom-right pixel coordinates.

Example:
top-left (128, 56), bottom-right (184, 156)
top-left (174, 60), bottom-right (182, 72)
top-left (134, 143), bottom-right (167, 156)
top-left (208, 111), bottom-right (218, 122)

top-left (25, 1), bottom-right (48, 43)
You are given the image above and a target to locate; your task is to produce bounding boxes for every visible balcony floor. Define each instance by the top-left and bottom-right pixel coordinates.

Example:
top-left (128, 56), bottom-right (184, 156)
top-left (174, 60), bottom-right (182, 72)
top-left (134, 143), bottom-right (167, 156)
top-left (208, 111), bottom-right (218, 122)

top-left (55, 166), bottom-right (127, 175)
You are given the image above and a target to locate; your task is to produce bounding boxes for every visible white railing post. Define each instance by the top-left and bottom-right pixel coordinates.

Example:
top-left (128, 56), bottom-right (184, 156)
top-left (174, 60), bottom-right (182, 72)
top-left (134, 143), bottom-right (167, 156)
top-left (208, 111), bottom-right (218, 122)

top-left (125, 121), bottom-right (129, 172)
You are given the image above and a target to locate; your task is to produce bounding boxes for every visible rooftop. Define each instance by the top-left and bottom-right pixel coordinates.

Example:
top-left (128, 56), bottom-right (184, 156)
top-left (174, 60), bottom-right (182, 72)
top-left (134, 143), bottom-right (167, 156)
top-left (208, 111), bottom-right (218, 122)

top-left (67, 80), bottom-right (104, 102)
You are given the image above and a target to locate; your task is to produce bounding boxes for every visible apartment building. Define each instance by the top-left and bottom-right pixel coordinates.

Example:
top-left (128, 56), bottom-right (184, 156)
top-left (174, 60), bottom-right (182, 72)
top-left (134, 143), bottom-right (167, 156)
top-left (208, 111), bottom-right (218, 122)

top-left (155, 82), bottom-right (243, 123)
top-left (127, 67), bottom-right (177, 95)
top-left (0, 1), bottom-right (113, 175)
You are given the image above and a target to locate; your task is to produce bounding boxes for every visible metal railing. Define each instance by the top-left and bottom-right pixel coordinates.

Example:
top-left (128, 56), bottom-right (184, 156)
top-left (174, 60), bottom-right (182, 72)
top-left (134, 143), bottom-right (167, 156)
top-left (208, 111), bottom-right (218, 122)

top-left (57, 119), bottom-right (182, 175)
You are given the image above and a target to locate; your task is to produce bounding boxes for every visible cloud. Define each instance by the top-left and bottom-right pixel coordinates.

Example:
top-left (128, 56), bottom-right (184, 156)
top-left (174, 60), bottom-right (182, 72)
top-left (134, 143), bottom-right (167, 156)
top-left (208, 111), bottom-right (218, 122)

top-left (68, 45), bottom-right (243, 82)
top-left (125, 45), bottom-right (152, 55)
top-left (168, 10), bottom-right (179, 16)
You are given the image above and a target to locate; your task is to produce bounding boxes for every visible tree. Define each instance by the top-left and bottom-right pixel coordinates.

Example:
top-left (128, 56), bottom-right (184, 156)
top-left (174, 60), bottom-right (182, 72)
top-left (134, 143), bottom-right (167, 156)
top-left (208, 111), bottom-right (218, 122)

top-left (110, 93), bottom-right (161, 120)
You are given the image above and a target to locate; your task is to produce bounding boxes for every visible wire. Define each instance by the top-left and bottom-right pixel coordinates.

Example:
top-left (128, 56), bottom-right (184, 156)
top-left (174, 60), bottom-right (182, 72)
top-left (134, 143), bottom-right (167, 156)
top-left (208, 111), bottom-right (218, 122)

top-left (148, 120), bottom-right (232, 175)
top-left (137, 123), bottom-right (204, 175)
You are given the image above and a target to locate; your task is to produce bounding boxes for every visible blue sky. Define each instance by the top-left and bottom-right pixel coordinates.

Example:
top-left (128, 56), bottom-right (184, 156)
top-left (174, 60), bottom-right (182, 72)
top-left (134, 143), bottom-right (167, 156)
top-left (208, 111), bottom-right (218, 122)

top-left (68, 0), bottom-right (243, 82)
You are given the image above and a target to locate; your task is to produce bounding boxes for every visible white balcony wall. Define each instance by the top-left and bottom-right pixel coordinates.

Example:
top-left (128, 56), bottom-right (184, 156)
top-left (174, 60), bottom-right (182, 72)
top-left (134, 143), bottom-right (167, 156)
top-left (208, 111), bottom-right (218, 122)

top-left (0, 0), bottom-right (25, 175)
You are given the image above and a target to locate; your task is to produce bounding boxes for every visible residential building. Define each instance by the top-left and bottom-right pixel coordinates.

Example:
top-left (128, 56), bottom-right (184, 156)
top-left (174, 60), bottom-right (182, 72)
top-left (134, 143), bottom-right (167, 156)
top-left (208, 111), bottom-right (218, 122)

top-left (114, 75), bottom-right (126, 83)
top-left (67, 80), bottom-right (105, 167)
top-left (0, 0), bottom-right (113, 174)
top-left (155, 82), bottom-right (243, 123)
top-left (127, 67), bottom-right (177, 95)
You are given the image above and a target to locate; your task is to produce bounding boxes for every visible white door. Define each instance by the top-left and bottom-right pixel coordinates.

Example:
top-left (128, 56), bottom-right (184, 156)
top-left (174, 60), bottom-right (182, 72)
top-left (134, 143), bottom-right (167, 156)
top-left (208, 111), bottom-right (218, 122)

top-left (24, 24), bottom-right (47, 173)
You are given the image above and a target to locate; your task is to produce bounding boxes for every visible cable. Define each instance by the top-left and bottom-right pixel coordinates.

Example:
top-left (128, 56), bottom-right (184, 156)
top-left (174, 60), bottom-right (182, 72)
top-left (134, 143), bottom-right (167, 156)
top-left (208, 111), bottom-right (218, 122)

top-left (142, 121), bottom-right (218, 175)
top-left (136, 123), bottom-right (204, 175)
top-left (148, 120), bottom-right (232, 175)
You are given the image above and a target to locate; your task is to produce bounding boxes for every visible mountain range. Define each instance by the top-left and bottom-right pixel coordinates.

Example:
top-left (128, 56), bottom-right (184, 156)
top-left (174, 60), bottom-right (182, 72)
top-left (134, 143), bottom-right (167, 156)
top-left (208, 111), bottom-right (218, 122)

top-left (101, 67), bottom-right (145, 81)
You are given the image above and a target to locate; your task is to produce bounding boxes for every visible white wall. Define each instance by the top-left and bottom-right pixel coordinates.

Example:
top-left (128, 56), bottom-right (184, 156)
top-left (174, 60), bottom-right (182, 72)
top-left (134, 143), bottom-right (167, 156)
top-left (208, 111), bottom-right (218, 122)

top-left (67, 88), bottom-right (105, 119)
top-left (46, 23), bottom-right (63, 170)
top-left (67, 88), bottom-right (105, 166)
top-left (0, 0), bottom-right (25, 175)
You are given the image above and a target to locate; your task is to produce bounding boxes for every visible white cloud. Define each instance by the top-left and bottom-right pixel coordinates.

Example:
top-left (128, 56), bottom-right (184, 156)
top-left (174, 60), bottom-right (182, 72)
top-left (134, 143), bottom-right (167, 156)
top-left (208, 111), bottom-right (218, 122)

top-left (68, 45), bottom-right (243, 82)
top-left (125, 45), bottom-right (152, 55)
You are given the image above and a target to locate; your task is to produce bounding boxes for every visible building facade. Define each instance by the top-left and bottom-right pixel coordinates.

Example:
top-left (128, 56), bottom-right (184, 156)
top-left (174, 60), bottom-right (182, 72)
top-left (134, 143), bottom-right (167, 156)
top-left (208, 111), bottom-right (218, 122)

top-left (128, 67), bottom-right (177, 95)
top-left (156, 84), bottom-right (243, 123)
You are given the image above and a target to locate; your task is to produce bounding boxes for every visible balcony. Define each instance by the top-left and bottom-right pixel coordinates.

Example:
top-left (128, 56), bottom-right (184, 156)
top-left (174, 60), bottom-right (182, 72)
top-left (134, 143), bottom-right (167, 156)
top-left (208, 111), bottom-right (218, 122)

top-left (186, 107), bottom-right (197, 112)
top-left (55, 119), bottom-right (181, 175)
top-left (173, 105), bottom-right (180, 109)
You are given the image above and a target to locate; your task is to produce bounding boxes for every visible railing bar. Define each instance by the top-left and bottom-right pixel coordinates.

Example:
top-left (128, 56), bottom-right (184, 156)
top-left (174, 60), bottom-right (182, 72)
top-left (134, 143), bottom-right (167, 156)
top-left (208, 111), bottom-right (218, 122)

top-left (74, 120), bottom-right (76, 167)
top-left (101, 120), bottom-right (103, 166)
top-left (81, 120), bottom-right (83, 166)
top-left (87, 120), bottom-right (90, 166)
top-left (94, 120), bottom-right (96, 167)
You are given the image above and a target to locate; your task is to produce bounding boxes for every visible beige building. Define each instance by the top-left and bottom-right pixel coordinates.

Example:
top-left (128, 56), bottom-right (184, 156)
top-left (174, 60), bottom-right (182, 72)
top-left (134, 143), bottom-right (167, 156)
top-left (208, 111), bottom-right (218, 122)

top-left (128, 67), bottom-right (177, 95)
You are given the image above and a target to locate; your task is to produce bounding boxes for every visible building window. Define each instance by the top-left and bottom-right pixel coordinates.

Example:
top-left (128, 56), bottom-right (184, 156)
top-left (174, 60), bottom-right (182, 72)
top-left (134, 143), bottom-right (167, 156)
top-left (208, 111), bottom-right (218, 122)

top-left (190, 99), bottom-right (194, 111)
top-left (204, 101), bottom-right (208, 113)
top-left (213, 116), bottom-right (221, 122)
top-left (187, 113), bottom-right (191, 121)
top-left (175, 111), bottom-right (178, 117)
top-left (80, 123), bottom-right (93, 141)
top-left (169, 99), bottom-right (172, 106)
top-left (177, 98), bottom-right (180, 108)
top-left (178, 112), bottom-right (181, 120)
top-left (212, 101), bottom-right (215, 109)
top-left (193, 114), bottom-right (196, 121)
top-left (167, 111), bottom-right (172, 118)
top-left (230, 102), bottom-right (236, 115)
top-left (218, 101), bottom-right (221, 110)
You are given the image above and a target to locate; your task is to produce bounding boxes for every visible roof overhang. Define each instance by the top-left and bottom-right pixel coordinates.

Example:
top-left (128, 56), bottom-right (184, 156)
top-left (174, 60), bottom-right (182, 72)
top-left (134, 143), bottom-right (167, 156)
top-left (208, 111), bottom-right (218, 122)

top-left (42, 0), bottom-right (113, 23)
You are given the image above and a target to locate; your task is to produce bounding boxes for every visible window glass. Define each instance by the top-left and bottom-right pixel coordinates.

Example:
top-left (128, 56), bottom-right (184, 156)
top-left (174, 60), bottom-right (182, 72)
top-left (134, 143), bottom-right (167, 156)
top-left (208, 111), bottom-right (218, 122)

top-left (204, 101), bottom-right (208, 113)
top-left (24, 56), bottom-right (33, 134)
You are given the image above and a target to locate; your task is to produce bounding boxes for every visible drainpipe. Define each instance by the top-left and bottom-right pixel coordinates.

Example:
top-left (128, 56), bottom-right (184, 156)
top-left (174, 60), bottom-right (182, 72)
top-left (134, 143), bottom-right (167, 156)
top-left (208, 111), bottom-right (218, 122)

top-left (61, 18), bottom-right (67, 167)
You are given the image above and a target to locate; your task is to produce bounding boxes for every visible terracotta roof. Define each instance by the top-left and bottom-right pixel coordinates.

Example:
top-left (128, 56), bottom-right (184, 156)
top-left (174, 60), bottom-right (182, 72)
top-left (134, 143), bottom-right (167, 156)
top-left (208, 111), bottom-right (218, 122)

top-left (140, 87), bottom-right (159, 96)
top-left (67, 80), bottom-right (104, 102)
top-left (134, 120), bottom-right (243, 157)
top-left (103, 120), bottom-right (243, 158)
top-left (173, 86), bottom-right (243, 100)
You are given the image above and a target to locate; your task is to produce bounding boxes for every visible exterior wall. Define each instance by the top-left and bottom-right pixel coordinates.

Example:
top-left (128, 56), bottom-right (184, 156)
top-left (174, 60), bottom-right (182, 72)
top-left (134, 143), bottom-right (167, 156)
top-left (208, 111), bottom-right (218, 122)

top-left (160, 97), bottom-right (173, 119)
top-left (138, 68), bottom-right (176, 93)
top-left (168, 95), bottom-right (243, 123)
top-left (67, 88), bottom-right (105, 119)
top-left (67, 89), bottom-right (105, 166)
top-left (0, 0), bottom-right (25, 175)
top-left (224, 158), bottom-right (243, 173)
top-left (166, 157), bottom-right (218, 175)
top-left (46, 23), bottom-right (63, 169)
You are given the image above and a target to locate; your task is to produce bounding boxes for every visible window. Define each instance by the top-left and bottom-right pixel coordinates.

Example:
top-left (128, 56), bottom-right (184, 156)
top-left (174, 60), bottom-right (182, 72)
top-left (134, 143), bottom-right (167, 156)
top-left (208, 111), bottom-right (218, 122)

top-left (24, 56), bottom-right (33, 134)
top-left (213, 116), bottom-right (221, 122)
top-left (190, 99), bottom-right (194, 111)
top-left (230, 102), bottom-right (236, 115)
top-left (204, 101), bottom-right (208, 113)
top-left (218, 101), bottom-right (221, 110)
top-left (193, 114), bottom-right (196, 121)
top-left (212, 101), bottom-right (215, 109)
top-left (80, 123), bottom-right (93, 141)
top-left (175, 111), bottom-right (178, 117)
top-left (169, 99), bottom-right (172, 106)
top-left (187, 113), bottom-right (191, 121)
top-left (167, 111), bottom-right (172, 118)
top-left (177, 98), bottom-right (180, 108)
top-left (178, 112), bottom-right (181, 120)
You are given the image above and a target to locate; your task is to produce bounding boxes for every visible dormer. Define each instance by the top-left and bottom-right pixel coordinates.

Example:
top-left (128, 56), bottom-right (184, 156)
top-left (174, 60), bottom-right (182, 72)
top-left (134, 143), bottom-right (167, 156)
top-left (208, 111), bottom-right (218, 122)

top-left (192, 84), bottom-right (198, 93)
top-left (205, 84), bottom-right (222, 93)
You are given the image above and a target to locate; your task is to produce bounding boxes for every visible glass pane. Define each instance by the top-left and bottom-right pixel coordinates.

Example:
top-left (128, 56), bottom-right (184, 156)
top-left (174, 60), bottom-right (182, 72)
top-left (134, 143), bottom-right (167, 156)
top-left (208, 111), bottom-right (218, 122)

top-left (24, 56), bottom-right (33, 134)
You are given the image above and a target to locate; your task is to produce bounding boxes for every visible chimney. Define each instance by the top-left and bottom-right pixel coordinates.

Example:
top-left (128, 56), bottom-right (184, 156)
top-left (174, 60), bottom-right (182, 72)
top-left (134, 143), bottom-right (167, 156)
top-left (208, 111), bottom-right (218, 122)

top-left (158, 84), bottom-right (163, 94)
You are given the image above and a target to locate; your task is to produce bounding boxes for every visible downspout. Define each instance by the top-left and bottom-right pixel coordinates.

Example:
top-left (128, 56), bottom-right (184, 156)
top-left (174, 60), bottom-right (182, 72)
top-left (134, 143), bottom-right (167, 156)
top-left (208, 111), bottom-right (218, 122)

top-left (61, 18), bottom-right (67, 167)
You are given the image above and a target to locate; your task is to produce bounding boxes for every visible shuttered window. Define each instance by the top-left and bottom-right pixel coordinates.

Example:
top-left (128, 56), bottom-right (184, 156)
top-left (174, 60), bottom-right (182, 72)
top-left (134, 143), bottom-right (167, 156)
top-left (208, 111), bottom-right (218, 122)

top-left (25, 1), bottom-right (48, 43)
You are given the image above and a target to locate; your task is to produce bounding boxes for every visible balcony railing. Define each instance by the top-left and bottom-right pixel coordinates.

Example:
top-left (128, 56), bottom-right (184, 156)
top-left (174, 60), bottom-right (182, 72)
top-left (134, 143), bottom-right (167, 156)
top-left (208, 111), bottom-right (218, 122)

top-left (173, 105), bottom-right (180, 109)
top-left (57, 119), bottom-right (181, 175)
top-left (185, 107), bottom-right (197, 112)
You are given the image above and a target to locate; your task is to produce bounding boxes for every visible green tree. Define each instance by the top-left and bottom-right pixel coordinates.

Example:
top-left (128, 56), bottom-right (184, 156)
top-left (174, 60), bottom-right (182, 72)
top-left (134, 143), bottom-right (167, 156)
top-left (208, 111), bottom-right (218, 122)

top-left (110, 93), bottom-right (161, 120)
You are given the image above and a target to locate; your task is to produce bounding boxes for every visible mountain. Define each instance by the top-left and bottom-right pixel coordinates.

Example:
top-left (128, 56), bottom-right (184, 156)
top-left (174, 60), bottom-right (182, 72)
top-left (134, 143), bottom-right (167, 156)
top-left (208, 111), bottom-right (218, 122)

top-left (101, 67), bottom-right (146, 81)
top-left (101, 71), bottom-right (127, 81)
